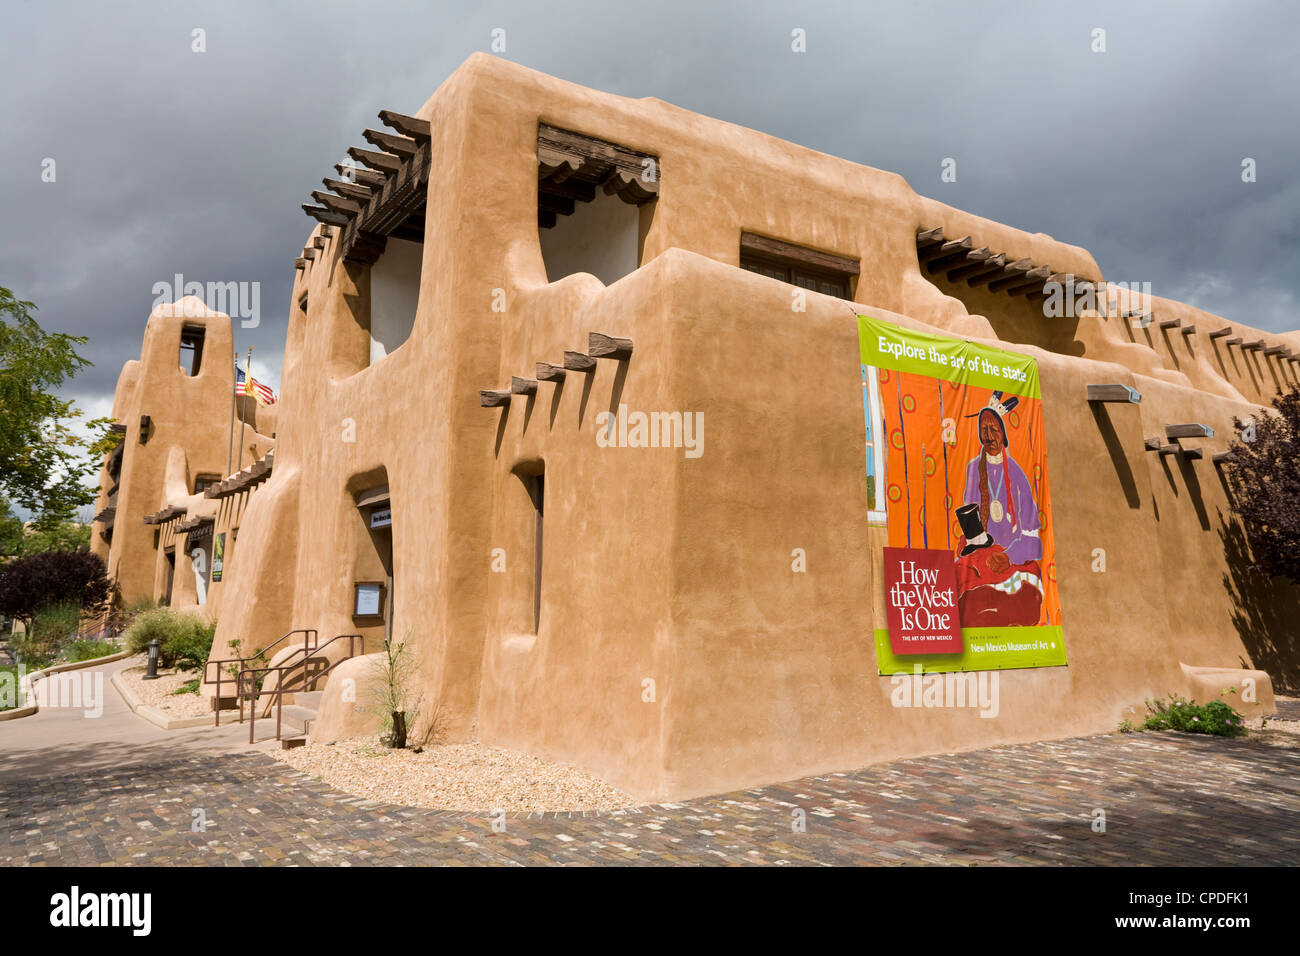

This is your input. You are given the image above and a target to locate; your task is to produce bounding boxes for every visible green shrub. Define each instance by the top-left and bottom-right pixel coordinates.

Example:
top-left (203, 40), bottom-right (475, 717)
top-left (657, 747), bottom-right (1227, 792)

top-left (9, 601), bottom-right (81, 667)
top-left (1141, 695), bottom-right (1247, 737)
top-left (122, 608), bottom-right (216, 672)
top-left (65, 638), bottom-right (118, 662)
top-left (171, 677), bottom-right (200, 696)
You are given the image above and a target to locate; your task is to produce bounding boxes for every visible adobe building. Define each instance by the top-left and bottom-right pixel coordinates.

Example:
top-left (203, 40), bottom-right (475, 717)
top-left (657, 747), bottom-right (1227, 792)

top-left (91, 300), bottom-right (275, 615)
top-left (100, 54), bottom-right (1296, 802)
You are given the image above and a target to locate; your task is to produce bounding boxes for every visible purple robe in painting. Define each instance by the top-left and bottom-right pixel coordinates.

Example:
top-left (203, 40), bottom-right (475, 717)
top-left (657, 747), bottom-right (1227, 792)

top-left (962, 454), bottom-right (1042, 565)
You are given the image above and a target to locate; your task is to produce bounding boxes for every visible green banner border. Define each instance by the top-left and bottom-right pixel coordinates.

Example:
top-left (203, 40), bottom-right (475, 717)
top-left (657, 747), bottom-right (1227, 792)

top-left (857, 314), bottom-right (1041, 400)
top-left (874, 626), bottom-right (1067, 674)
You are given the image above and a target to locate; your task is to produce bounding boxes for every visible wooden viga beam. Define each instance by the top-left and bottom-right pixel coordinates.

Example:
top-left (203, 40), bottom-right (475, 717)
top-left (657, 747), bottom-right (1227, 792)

top-left (537, 362), bottom-right (566, 382)
top-left (1086, 384), bottom-right (1141, 404)
top-left (1166, 423), bottom-right (1215, 440)
top-left (362, 128), bottom-right (419, 159)
top-left (1159, 318), bottom-right (1181, 330)
top-left (1143, 437), bottom-right (1162, 451)
top-left (1242, 339), bottom-right (1265, 351)
top-left (948, 251), bottom-right (1003, 283)
top-left (294, 257), bottom-right (309, 270)
top-left (915, 226), bottom-right (945, 249)
top-left (510, 376), bottom-right (538, 395)
top-left (378, 109), bottom-right (431, 143)
top-left (334, 163), bottom-right (387, 189)
top-left (1264, 345), bottom-right (1287, 356)
top-left (986, 259), bottom-right (1034, 292)
top-left (480, 389), bottom-right (511, 407)
top-left (1208, 326), bottom-right (1233, 339)
top-left (322, 177), bottom-right (376, 203)
top-left (928, 243), bottom-right (988, 274)
top-left (1212, 451), bottom-right (1235, 464)
top-left (563, 351), bottom-right (597, 371)
top-left (1003, 265), bottom-right (1054, 296)
top-left (311, 190), bottom-right (363, 217)
top-left (347, 146), bottom-right (402, 174)
top-left (964, 253), bottom-right (1009, 287)
top-left (919, 236), bottom-right (972, 266)
top-left (538, 145), bottom-right (583, 184)
top-left (302, 204), bottom-right (349, 226)
top-left (589, 332), bottom-right (633, 359)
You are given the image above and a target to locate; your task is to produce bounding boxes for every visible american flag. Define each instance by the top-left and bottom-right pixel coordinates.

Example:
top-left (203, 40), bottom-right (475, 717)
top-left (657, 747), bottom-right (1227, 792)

top-left (235, 363), bottom-right (277, 405)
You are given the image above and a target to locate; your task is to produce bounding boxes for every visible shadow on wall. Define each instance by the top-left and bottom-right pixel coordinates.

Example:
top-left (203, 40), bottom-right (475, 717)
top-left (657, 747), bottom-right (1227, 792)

top-left (1219, 516), bottom-right (1300, 693)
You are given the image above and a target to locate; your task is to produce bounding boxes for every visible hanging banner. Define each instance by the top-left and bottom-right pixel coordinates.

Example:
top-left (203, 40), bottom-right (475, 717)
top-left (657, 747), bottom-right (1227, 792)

top-left (211, 532), bottom-right (225, 582)
top-left (859, 314), bottom-right (1067, 674)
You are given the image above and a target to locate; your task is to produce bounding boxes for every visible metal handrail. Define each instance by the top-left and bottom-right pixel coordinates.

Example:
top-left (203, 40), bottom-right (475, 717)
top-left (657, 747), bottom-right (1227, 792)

top-left (239, 634), bottom-right (364, 743)
top-left (206, 628), bottom-right (317, 726)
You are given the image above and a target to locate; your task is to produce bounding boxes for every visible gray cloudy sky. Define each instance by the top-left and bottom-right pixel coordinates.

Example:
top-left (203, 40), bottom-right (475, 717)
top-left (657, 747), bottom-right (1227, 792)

top-left (3, 0), bottom-right (1297, 424)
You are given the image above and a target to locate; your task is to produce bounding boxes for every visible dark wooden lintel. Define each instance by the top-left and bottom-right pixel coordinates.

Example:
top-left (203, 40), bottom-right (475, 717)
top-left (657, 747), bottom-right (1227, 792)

top-left (740, 232), bottom-right (860, 277)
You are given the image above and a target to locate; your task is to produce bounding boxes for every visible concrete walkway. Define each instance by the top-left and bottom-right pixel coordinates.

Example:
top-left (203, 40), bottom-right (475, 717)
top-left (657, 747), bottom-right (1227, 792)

top-left (0, 656), bottom-right (260, 787)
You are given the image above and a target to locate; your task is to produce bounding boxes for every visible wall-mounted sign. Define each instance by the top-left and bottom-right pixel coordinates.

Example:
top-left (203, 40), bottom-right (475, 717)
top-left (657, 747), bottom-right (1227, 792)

top-left (858, 313), bottom-right (1067, 674)
top-left (354, 582), bottom-right (383, 618)
top-left (211, 532), bottom-right (225, 582)
top-left (369, 507), bottom-right (392, 529)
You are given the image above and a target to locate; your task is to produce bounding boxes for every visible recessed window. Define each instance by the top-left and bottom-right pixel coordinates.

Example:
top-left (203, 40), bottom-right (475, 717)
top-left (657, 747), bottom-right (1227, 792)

top-left (537, 124), bottom-right (658, 286)
top-left (194, 474), bottom-right (220, 494)
top-left (739, 232), bottom-right (858, 301)
top-left (179, 325), bottom-right (206, 376)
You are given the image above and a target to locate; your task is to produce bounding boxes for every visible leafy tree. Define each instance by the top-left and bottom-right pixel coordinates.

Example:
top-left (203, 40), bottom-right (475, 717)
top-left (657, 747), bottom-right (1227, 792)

top-left (1226, 385), bottom-right (1300, 584)
top-left (0, 549), bottom-right (110, 629)
top-left (0, 287), bottom-right (113, 527)
top-left (0, 496), bottom-right (89, 561)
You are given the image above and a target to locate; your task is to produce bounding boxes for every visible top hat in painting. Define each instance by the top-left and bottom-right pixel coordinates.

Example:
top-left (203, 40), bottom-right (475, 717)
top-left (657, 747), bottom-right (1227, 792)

top-left (956, 503), bottom-right (994, 556)
top-left (964, 390), bottom-right (1019, 446)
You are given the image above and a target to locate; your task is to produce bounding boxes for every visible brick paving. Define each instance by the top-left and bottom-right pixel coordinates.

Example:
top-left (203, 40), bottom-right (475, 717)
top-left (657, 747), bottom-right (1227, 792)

top-left (3, 725), bottom-right (1297, 866)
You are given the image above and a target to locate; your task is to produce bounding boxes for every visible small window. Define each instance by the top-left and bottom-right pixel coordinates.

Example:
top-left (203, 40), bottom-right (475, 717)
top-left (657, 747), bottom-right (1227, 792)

top-left (194, 474), bottom-right (220, 494)
top-left (179, 325), bottom-right (206, 376)
top-left (298, 292), bottom-right (309, 314)
top-left (529, 473), bottom-right (544, 633)
top-left (739, 232), bottom-right (858, 301)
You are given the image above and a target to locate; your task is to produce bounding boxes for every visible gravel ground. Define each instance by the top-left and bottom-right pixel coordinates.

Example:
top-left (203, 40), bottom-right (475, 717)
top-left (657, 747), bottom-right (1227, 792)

top-left (117, 657), bottom-right (213, 719)
top-left (273, 735), bottom-right (634, 812)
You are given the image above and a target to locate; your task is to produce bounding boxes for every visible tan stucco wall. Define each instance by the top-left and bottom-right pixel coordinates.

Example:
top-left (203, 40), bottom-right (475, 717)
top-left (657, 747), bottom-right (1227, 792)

top-left (95, 55), bottom-right (1296, 801)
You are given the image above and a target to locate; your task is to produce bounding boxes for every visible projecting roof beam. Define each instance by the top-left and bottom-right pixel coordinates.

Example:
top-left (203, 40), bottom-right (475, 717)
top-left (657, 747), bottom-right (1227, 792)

top-left (334, 163), bottom-right (387, 189)
top-left (1003, 265), bottom-right (1054, 296)
top-left (1208, 327), bottom-right (1232, 339)
top-left (322, 177), bottom-right (376, 202)
top-left (563, 351), bottom-right (597, 371)
top-left (948, 252), bottom-right (1003, 283)
top-left (363, 128), bottom-right (419, 158)
top-left (377, 109), bottom-right (431, 142)
top-left (537, 362), bottom-right (567, 382)
top-left (1166, 423), bottom-right (1215, 440)
top-left (1086, 384), bottom-right (1141, 404)
top-left (986, 259), bottom-right (1034, 292)
top-left (347, 146), bottom-right (402, 174)
top-left (302, 204), bottom-right (349, 226)
top-left (928, 245), bottom-right (989, 273)
top-left (311, 190), bottom-right (363, 216)
top-left (589, 332), bottom-right (633, 359)
top-left (480, 390), bottom-right (511, 408)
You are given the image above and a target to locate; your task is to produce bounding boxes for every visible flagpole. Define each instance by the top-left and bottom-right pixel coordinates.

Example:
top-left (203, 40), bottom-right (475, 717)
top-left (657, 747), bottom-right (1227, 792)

top-left (226, 335), bottom-right (237, 477)
top-left (237, 347), bottom-right (252, 472)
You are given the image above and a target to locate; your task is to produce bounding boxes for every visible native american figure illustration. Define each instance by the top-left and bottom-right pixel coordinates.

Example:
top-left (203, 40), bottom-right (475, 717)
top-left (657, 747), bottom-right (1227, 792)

top-left (953, 391), bottom-right (1044, 626)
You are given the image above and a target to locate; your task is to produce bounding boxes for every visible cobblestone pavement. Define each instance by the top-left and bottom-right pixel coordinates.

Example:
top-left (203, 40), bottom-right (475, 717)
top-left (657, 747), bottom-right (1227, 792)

top-left (3, 724), bottom-right (1297, 865)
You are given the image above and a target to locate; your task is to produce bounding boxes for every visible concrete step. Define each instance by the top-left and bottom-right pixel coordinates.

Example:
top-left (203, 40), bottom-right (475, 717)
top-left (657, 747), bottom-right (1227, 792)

top-left (274, 704), bottom-right (318, 736)
top-left (292, 691), bottom-right (324, 709)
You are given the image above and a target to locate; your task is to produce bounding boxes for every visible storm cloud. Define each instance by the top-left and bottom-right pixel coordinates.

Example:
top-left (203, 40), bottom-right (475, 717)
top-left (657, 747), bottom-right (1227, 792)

top-left (3, 0), bottom-right (1297, 411)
